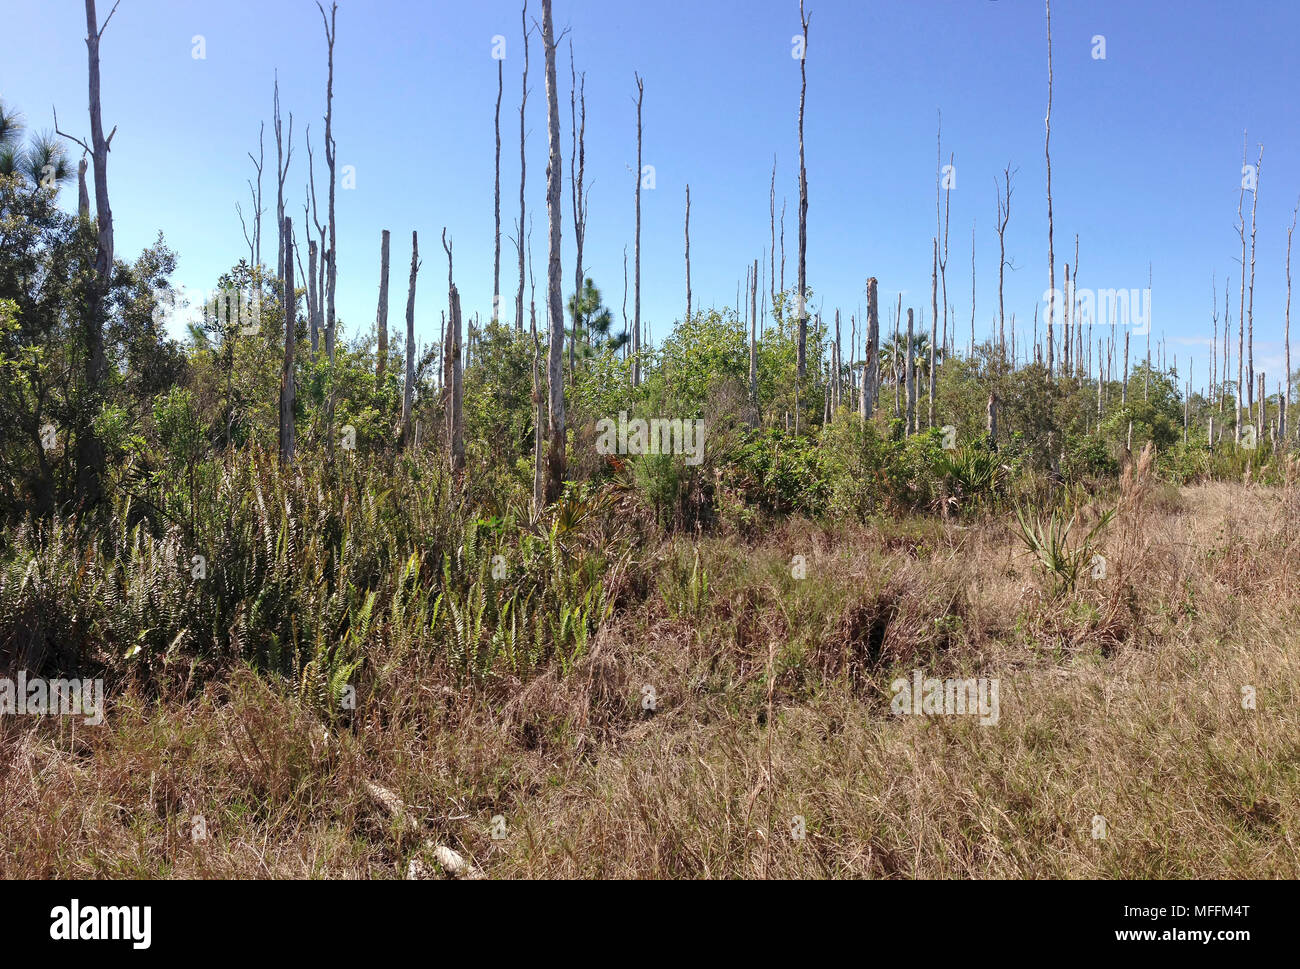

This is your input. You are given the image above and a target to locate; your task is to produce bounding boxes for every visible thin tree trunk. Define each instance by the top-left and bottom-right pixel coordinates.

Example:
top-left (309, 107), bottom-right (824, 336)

top-left (632, 72), bottom-right (644, 388)
top-left (865, 277), bottom-right (879, 420)
top-left (376, 230), bottom-right (390, 379)
top-left (905, 308), bottom-right (916, 435)
top-left (400, 231), bottom-right (419, 448)
top-left (685, 185), bottom-right (692, 323)
top-left (1285, 200), bottom-right (1297, 447)
top-left (307, 240), bottom-right (319, 354)
top-left (929, 239), bottom-right (938, 427)
top-left (516, 1), bottom-right (530, 332)
top-left (280, 217), bottom-right (296, 464)
top-left (569, 43), bottom-right (587, 377)
top-left (494, 56), bottom-right (503, 323)
top-left (1247, 144), bottom-right (1262, 426)
top-left (542, 0), bottom-right (566, 505)
top-left (796, 0), bottom-right (810, 379)
top-left (1044, 0), bottom-right (1056, 380)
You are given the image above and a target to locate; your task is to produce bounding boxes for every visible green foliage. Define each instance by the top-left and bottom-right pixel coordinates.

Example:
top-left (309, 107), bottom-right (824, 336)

top-left (1014, 504), bottom-right (1114, 597)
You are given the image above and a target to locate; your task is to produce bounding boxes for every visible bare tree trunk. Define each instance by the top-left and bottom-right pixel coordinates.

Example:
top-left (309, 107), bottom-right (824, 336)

top-left (77, 156), bottom-right (91, 222)
top-left (400, 231), bottom-right (419, 448)
top-left (1044, 0), bottom-right (1056, 380)
top-left (1247, 144), bottom-right (1262, 426)
top-left (569, 43), bottom-right (587, 377)
top-left (796, 0), bottom-right (810, 379)
top-left (494, 57), bottom-right (503, 323)
top-left (448, 284), bottom-right (465, 476)
top-left (929, 239), bottom-right (938, 427)
top-left (632, 72), bottom-right (644, 389)
top-left (274, 75), bottom-right (292, 283)
top-left (996, 165), bottom-right (1014, 359)
top-left (987, 392), bottom-right (998, 448)
top-left (1122, 330), bottom-right (1130, 407)
top-left (280, 217), bottom-right (296, 464)
top-left (376, 230), bottom-right (390, 379)
top-left (516, 1), bottom-right (530, 332)
top-left (61, 0), bottom-right (119, 505)
top-left (1285, 200), bottom-right (1297, 447)
top-left (1063, 261), bottom-right (1071, 374)
top-left (685, 184), bottom-right (692, 323)
top-left (542, 0), bottom-right (566, 505)
top-left (317, 2), bottom-right (339, 363)
top-left (936, 114), bottom-right (951, 362)
top-left (971, 222), bottom-right (976, 355)
top-left (1237, 132), bottom-right (1247, 442)
top-left (770, 157), bottom-right (777, 309)
top-left (749, 266), bottom-right (759, 419)
top-left (307, 240), bottom-right (319, 355)
top-left (905, 308), bottom-right (916, 435)
top-left (864, 277), bottom-right (879, 420)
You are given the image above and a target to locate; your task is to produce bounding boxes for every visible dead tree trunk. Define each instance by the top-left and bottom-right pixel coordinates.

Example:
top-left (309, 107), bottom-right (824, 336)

top-left (929, 238), bottom-right (938, 427)
top-left (515, 1), bottom-right (530, 332)
top-left (448, 284), bottom-right (465, 476)
top-left (1247, 144), bottom-right (1262, 426)
top-left (400, 231), bottom-right (419, 448)
top-left (1044, 0), bottom-right (1056, 380)
top-left (376, 230), bottom-right (391, 379)
top-left (1285, 200), bottom-right (1297, 446)
top-left (317, 1), bottom-right (339, 362)
top-left (57, 0), bottom-right (120, 505)
top-left (494, 55), bottom-right (503, 323)
top-left (307, 240), bottom-right (319, 354)
top-left (569, 44), bottom-right (587, 374)
top-left (864, 277), bottom-right (879, 420)
top-left (632, 72), bottom-right (644, 389)
top-left (280, 217), bottom-right (296, 464)
top-left (905, 308), bottom-right (916, 435)
top-left (685, 185), bottom-right (692, 323)
top-left (77, 156), bottom-right (90, 221)
top-left (542, 0), bottom-right (566, 505)
top-left (987, 392), bottom-right (998, 449)
top-left (273, 75), bottom-right (292, 284)
top-left (795, 0), bottom-right (810, 379)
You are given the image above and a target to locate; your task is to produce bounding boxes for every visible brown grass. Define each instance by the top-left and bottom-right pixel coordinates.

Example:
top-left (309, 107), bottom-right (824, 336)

top-left (2, 479), bottom-right (1298, 878)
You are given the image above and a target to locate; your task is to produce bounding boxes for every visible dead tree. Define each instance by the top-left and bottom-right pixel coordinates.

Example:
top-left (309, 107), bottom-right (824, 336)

top-left (317, 1), bottom-right (339, 361)
top-left (1247, 144), bottom-right (1262, 425)
top-left (77, 156), bottom-right (91, 221)
top-left (996, 165), bottom-right (1015, 358)
top-left (929, 238), bottom-right (938, 427)
top-left (1285, 199), bottom-right (1298, 446)
top-left (376, 230), bottom-right (391, 379)
top-left (273, 76), bottom-right (293, 283)
top-left (749, 264), bottom-right (759, 417)
top-left (494, 48), bottom-right (503, 322)
top-left (905, 308), bottom-right (916, 434)
top-left (246, 122), bottom-right (265, 267)
top-left (936, 113), bottom-right (951, 357)
top-left (400, 231), bottom-right (420, 448)
top-left (569, 42), bottom-right (588, 372)
top-left (280, 217), bottom-right (297, 464)
top-left (441, 230), bottom-right (464, 472)
top-left (515, 1), bottom-right (530, 332)
top-left (1237, 132), bottom-right (1248, 442)
top-left (54, 0), bottom-right (121, 504)
top-left (795, 0), bottom-right (811, 378)
top-left (770, 156), bottom-right (777, 309)
top-left (863, 277), bottom-right (879, 420)
top-left (307, 240), bottom-right (319, 354)
top-left (1044, 0), bottom-right (1056, 380)
top-left (685, 184), bottom-right (692, 323)
top-left (541, 0), bottom-right (566, 504)
top-left (632, 72), bottom-right (644, 388)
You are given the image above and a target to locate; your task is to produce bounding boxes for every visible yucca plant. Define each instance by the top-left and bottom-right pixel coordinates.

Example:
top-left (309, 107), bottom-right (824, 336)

top-left (1014, 504), bottom-right (1115, 597)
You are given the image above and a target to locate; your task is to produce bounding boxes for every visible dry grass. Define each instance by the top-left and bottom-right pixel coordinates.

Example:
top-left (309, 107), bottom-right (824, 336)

top-left (2, 478), bottom-right (1298, 878)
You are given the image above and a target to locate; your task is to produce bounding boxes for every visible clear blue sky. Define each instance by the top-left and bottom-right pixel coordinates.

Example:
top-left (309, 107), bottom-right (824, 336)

top-left (4, 0), bottom-right (1299, 391)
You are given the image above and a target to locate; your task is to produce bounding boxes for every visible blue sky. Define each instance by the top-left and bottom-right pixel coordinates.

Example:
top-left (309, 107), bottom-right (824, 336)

top-left (3, 0), bottom-right (1299, 390)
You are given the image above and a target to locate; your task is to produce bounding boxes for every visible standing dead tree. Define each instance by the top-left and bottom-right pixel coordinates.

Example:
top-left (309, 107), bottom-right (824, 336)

top-left (541, 0), bottom-right (567, 504)
top-left (929, 238), bottom-right (938, 427)
top-left (515, 1), bottom-right (531, 332)
top-left (376, 230), bottom-right (391, 379)
top-left (996, 165), bottom-right (1016, 358)
top-left (685, 185), bottom-right (692, 324)
top-left (316, 1), bottom-right (339, 362)
top-left (568, 43), bottom-right (588, 377)
top-left (399, 232), bottom-right (420, 448)
top-left (863, 277), bottom-right (879, 421)
top-left (273, 77), bottom-right (293, 286)
top-left (242, 122), bottom-right (265, 268)
top-left (55, 0), bottom-right (121, 504)
top-left (1285, 198), bottom-right (1298, 447)
top-left (1247, 144), bottom-right (1262, 427)
top-left (1236, 132), bottom-right (1248, 442)
top-left (494, 44), bottom-right (503, 323)
top-left (1044, 0), bottom-right (1056, 380)
top-left (280, 217), bottom-right (296, 464)
top-left (905, 308), bottom-right (916, 434)
top-left (936, 113), bottom-right (951, 356)
top-left (632, 72), bottom-right (644, 388)
top-left (442, 230), bottom-right (465, 476)
top-left (795, 0), bottom-right (811, 379)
